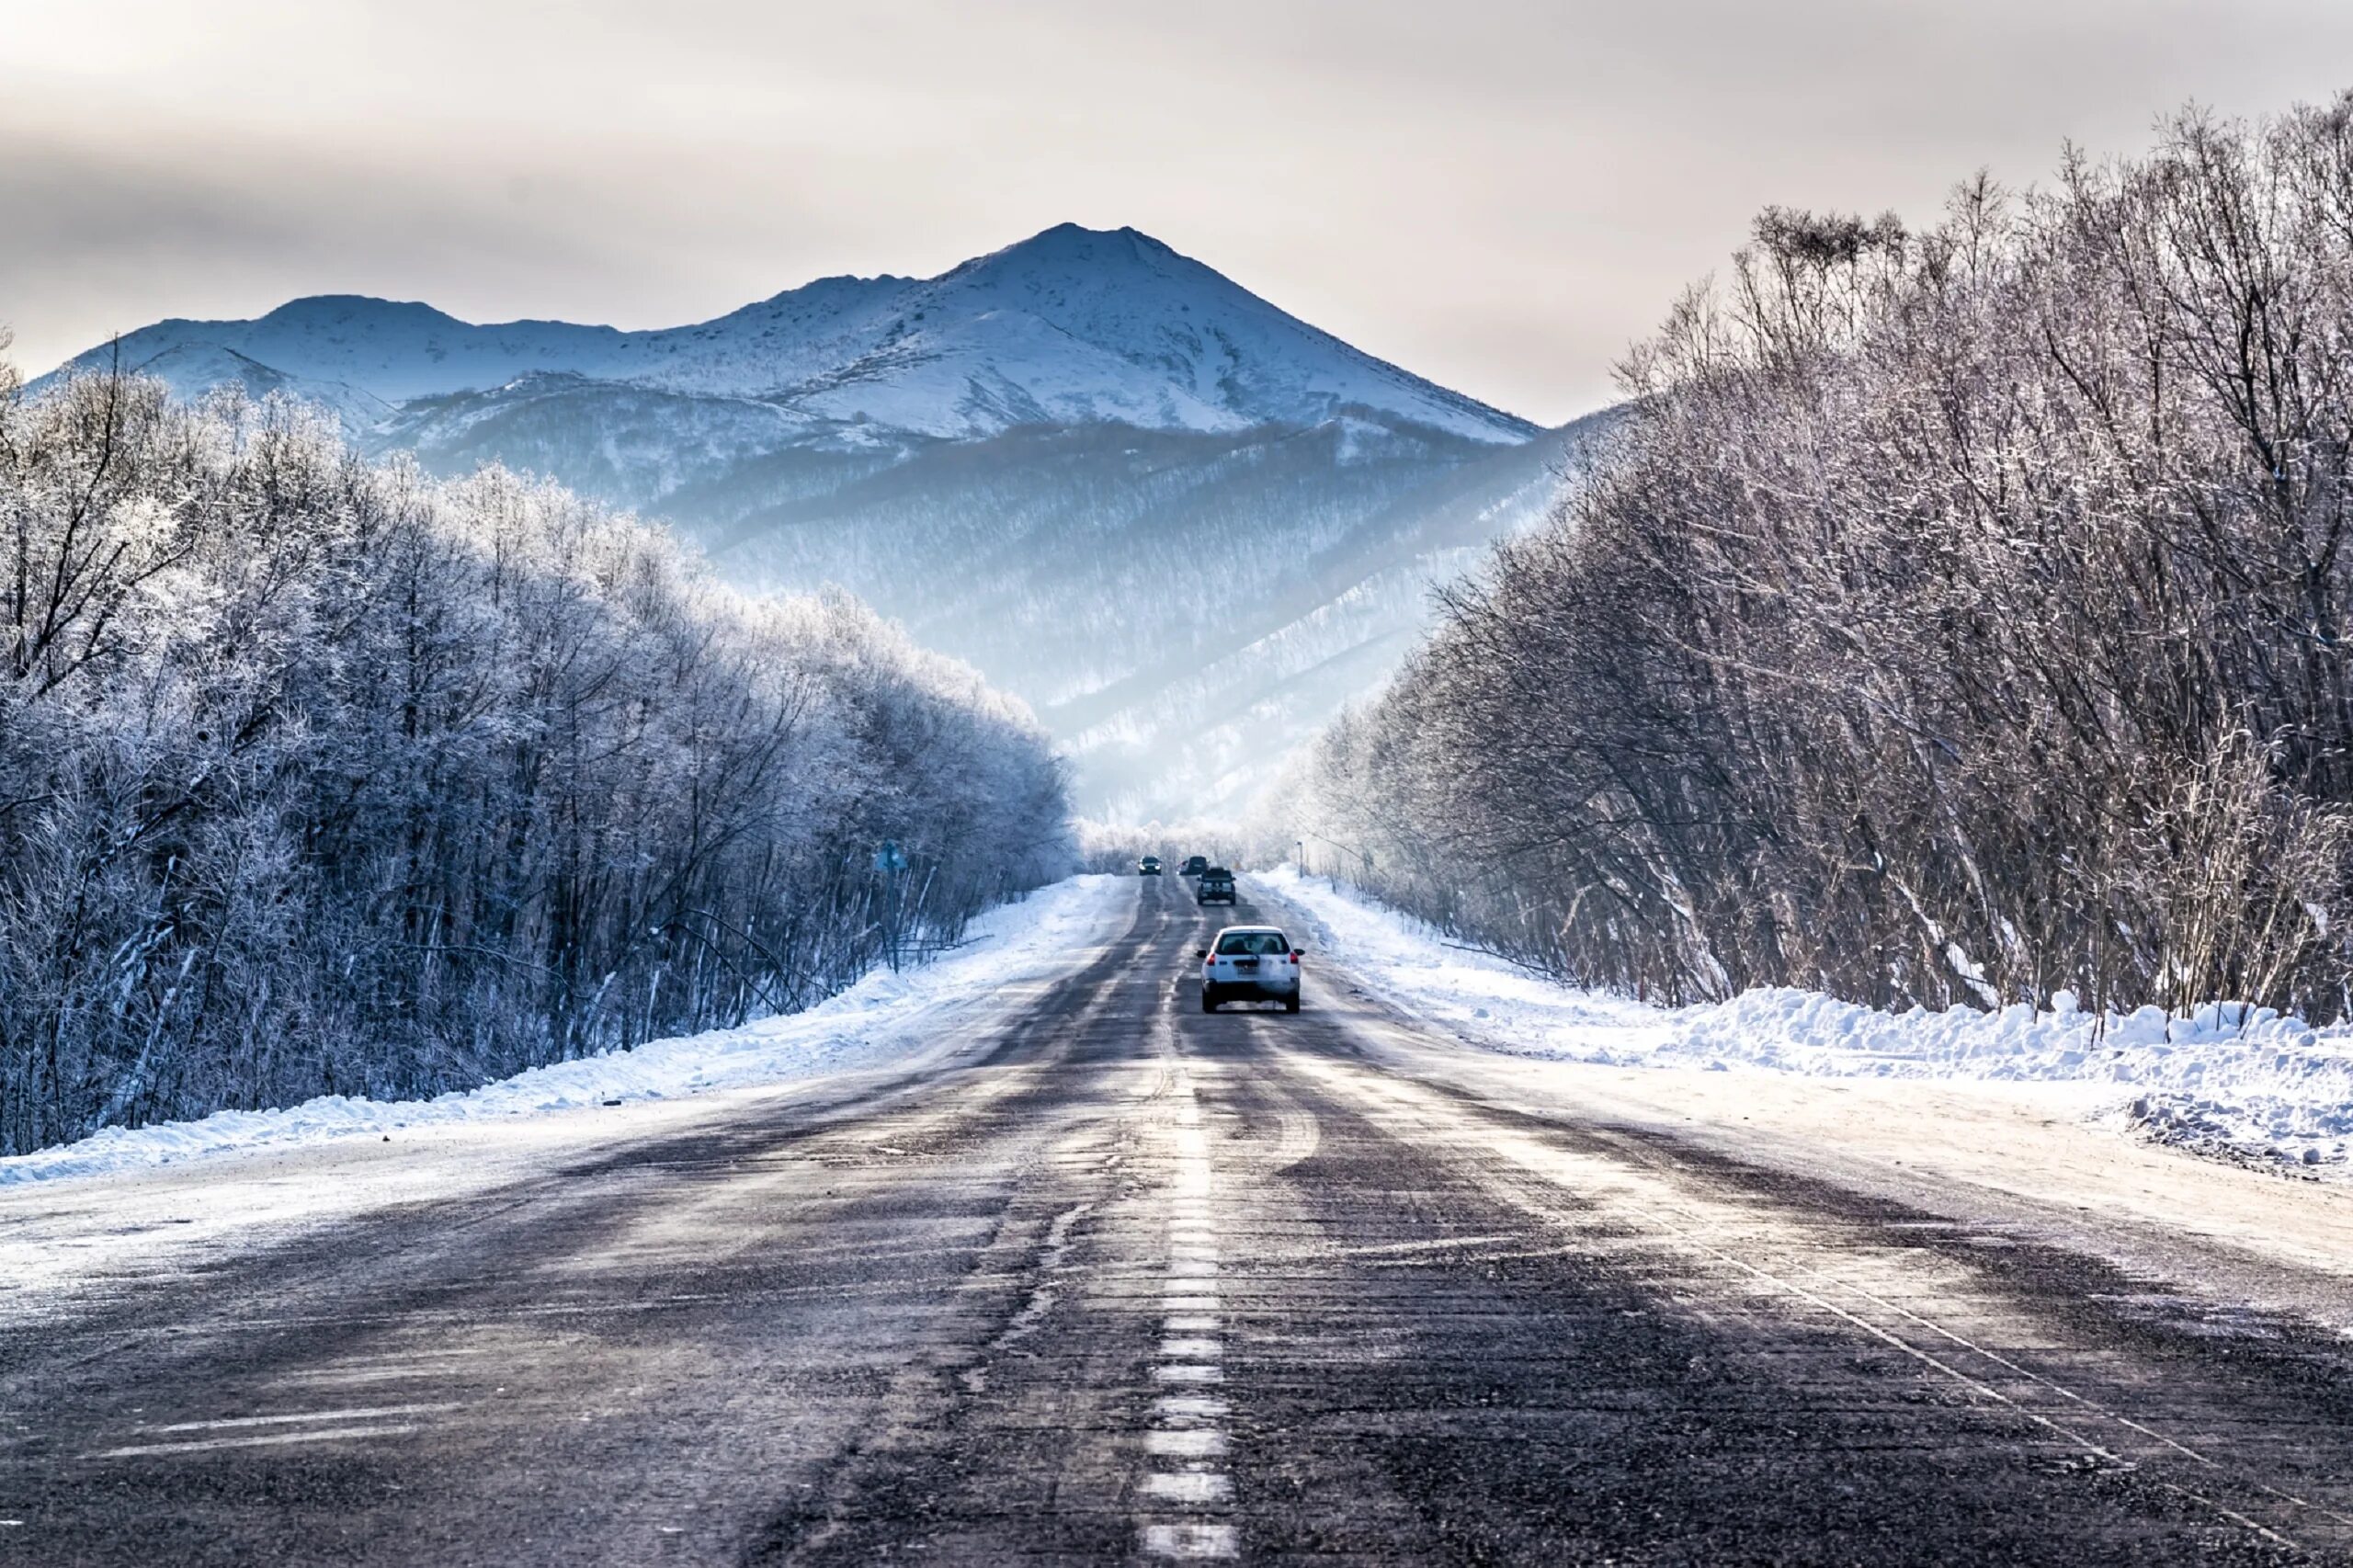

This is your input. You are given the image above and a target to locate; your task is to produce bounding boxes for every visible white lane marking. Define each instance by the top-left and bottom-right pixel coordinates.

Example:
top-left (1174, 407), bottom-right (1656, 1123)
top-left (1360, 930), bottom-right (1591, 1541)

top-left (1155, 1395), bottom-right (1229, 1421)
top-left (95, 1424), bottom-right (421, 1459)
top-left (1142, 1043), bottom-right (1238, 1562)
top-left (1142, 1522), bottom-right (1239, 1558)
top-left (148, 1403), bottom-right (459, 1434)
top-left (1147, 1428), bottom-right (1229, 1459)
top-left (1144, 1472), bottom-right (1233, 1504)
top-left (1153, 1364), bottom-right (1224, 1383)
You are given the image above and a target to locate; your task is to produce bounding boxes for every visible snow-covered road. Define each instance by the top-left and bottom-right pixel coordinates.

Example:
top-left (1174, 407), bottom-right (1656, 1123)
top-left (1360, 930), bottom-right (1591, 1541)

top-left (6, 873), bottom-right (2351, 1563)
top-left (1251, 868), bottom-right (2353, 1330)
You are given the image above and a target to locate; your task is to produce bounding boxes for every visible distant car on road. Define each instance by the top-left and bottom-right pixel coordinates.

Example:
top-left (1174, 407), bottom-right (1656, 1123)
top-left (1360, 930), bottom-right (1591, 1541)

top-left (1199, 926), bottom-right (1302, 1012)
top-left (1178, 855), bottom-right (1210, 878)
top-left (1196, 867), bottom-right (1236, 904)
top-left (1138, 856), bottom-right (1163, 876)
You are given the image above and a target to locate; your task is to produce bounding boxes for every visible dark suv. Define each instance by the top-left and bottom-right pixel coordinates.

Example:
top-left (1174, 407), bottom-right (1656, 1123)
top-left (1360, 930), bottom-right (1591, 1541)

top-left (1179, 856), bottom-right (1210, 878)
top-left (1196, 867), bottom-right (1236, 904)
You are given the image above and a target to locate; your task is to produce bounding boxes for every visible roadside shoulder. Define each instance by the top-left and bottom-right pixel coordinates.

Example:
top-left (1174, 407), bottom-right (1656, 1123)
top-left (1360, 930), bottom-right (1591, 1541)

top-left (1247, 869), bottom-right (2353, 1331)
top-left (0, 876), bottom-right (1138, 1306)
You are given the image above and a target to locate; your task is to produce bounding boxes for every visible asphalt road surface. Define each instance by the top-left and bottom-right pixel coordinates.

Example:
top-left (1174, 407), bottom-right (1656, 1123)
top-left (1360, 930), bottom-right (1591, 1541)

top-left (6, 877), bottom-right (2352, 1565)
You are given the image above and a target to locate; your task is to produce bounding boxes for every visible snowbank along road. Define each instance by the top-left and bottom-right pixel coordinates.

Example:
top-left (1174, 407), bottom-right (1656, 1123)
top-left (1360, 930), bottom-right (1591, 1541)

top-left (4, 876), bottom-right (2353, 1564)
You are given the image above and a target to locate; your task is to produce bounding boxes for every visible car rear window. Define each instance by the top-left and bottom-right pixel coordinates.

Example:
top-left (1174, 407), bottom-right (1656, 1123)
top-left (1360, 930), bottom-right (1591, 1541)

top-left (1215, 932), bottom-right (1289, 956)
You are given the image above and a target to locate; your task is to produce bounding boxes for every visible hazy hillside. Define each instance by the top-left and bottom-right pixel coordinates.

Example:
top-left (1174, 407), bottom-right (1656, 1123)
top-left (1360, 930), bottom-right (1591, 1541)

top-left (40, 224), bottom-right (1588, 816)
top-left (713, 413), bottom-right (1606, 815)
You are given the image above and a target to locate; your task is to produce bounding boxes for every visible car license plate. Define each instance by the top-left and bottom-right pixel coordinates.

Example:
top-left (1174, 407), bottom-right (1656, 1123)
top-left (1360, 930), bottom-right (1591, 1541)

top-left (1233, 958), bottom-right (1258, 971)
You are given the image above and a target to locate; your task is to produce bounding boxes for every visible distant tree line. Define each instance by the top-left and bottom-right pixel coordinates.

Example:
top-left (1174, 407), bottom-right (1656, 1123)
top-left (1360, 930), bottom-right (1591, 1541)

top-left (1073, 820), bottom-right (1258, 875)
top-left (1288, 96), bottom-right (2353, 1020)
top-left (0, 364), bottom-right (1069, 1155)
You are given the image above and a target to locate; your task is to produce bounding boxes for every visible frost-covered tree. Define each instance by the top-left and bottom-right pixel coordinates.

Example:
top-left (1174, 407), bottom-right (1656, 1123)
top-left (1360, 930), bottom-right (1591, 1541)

top-left (0, 366), bottom-right (1070, 1154)
top-left (1289, 94), bottom-right (2353, 1021)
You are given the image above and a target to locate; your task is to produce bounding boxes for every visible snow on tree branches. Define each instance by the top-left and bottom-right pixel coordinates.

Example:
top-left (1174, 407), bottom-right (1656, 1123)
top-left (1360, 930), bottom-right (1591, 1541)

top-left (1289, 94), bottom-right (2353, 1022)
top-left (0, 367), bottom-right (1070, 1155)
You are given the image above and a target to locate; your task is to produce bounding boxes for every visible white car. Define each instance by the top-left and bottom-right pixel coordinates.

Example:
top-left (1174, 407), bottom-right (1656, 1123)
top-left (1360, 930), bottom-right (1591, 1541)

top-left (1198, 926), bottom-right (1302, 1013)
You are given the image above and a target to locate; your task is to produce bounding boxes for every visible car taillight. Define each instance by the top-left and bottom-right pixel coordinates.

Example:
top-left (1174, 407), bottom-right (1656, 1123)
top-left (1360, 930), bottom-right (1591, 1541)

top-left (1290, 952), bottom-right (1301, 963)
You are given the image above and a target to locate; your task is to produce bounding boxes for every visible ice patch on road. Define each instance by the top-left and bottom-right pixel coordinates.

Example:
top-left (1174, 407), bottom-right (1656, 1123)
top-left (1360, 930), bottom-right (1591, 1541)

top-left (0, 876), bottom-right (1131, 1187)
top-left (1257, 867), bottom-right (2353, 1181)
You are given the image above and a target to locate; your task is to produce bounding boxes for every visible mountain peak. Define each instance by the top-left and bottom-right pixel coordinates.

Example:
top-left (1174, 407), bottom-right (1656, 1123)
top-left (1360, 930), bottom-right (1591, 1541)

top-left (258, 294), bottom-right (460, 326)
top-left (917, 224), bottom-right (1532, 442)
top-left (947, 222), bottom-right (1171, 280)
top-left (1011, 221), bottom-right (1158, 250)
top-left (45, 227), bottom-right (1535, 445)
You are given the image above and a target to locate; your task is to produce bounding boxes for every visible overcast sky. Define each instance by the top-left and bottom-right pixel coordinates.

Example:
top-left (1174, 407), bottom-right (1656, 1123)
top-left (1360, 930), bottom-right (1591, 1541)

top-left (5, 0), bottom-right (2352, 424)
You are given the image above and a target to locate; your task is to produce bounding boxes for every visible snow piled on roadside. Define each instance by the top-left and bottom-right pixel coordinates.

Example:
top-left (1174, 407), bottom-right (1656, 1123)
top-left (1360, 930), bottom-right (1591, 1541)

top-left (1260, 867), bottom-right (2353, 1179)
top-left (0, 875), bottom-right (1130, 1188)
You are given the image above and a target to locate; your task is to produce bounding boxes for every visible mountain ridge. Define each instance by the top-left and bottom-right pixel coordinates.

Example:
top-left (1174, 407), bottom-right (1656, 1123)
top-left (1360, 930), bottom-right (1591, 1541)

top-left (46, 224), bottom-right (1535, 447)
top-left (34, 224), bottom-right (1590, 817)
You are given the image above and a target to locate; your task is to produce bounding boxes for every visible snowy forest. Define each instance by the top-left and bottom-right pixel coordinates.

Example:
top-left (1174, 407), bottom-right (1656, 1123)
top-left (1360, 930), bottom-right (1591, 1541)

top-left (1290, 96), bottom-right (2353, 1022)
top-left (0, 356), bottom-right (1070, 1156)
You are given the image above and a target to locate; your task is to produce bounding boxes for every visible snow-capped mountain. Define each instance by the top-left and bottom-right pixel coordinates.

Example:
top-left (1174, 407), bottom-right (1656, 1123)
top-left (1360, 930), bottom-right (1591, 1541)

top-left (53, 225), bottom-right (1533, 445)
top-left (40, 225), bottom-right (1586, 817)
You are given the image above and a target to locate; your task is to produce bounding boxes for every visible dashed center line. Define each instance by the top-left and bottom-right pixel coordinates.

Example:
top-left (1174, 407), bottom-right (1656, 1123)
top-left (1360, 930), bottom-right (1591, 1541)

top-left (1144, 1471), bottom-right (1234, 1504)
top-left (1139, 1060), bottom-right (1238, 1560)
top-left (1142, 1522), bottom-right (1241, 1559)
top-left (1156, 1395), bottom-right (1228, 1421)
top-left (1153, 1364), bottom-right (1225, 1384)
